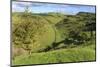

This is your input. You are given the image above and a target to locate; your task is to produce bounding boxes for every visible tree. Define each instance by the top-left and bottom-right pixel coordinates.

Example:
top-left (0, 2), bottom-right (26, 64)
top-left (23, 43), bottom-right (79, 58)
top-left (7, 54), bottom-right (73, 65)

top-left (55, 14), bottom-right (90, 45)
top-left (80, 12), bottom-right (96, 39)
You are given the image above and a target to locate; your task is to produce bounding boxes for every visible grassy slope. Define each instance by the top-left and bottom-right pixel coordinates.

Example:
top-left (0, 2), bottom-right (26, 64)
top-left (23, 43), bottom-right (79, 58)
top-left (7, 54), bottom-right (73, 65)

top-left (13, 43), bottom-right (95, 66)
top-left (12, 13), bottom-right (96, 66)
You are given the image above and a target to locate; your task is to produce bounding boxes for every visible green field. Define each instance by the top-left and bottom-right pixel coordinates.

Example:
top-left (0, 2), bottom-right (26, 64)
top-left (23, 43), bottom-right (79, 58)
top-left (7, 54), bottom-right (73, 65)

top-left (12, 8), bottom-right (96, 66)
top-left (13, 42), bottom-right (95, 65)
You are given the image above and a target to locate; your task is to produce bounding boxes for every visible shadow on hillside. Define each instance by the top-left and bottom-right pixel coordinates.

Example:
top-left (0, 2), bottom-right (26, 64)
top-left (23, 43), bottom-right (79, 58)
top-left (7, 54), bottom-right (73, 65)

top-left (43, 38), bottom-right (75, 52)
top-left (43, 37), bottom-right (89, 52)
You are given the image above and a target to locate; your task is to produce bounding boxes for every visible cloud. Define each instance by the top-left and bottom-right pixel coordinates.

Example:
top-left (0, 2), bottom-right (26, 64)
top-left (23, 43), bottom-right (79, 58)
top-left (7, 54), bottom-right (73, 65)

top-left (12, 2), bottom-right (25, 12)
top-left (12, 1), bottom-right (47, 7)
top-left (12, 1), bottom-right (95, 14)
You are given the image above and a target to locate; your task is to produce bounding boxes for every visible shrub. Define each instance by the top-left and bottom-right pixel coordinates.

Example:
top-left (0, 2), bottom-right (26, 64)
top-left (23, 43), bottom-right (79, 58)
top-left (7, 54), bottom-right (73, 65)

top-left (12, 13), bottom-right (55, 53)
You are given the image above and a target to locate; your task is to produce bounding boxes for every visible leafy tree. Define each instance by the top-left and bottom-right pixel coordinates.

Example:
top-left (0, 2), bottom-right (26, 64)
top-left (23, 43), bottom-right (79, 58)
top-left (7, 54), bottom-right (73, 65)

top-left (82, 13), bottom-right (96, 39)
top-left (55, 13), bottom-right (95, 45)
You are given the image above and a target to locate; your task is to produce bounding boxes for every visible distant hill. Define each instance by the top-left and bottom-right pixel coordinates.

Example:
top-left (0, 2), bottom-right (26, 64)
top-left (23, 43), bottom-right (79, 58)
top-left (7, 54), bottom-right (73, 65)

top-left (76, 12), bottom-right (95, 16)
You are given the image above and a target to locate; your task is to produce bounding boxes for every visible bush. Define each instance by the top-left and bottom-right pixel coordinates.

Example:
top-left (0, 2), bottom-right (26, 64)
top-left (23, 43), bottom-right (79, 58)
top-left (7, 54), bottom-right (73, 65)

top-left (12, 13), bottom-right (55, 53)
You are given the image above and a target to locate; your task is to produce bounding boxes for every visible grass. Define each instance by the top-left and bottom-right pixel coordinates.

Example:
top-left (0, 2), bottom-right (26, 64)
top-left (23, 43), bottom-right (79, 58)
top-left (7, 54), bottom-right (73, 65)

top-left (12, 44), bottom-right (95, 66)
top-left (12, 12), bottom-right (96, 66)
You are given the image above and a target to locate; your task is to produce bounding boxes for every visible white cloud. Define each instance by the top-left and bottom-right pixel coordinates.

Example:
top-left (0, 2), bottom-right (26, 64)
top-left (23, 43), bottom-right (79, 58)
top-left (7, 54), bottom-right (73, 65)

top-left (12, 2), bottom-right (25, 12)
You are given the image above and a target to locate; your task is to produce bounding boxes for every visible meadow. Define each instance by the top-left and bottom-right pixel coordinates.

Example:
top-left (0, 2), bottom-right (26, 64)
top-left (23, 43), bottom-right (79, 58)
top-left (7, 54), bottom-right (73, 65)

top-left (12, 11), bottom-right (96, 66)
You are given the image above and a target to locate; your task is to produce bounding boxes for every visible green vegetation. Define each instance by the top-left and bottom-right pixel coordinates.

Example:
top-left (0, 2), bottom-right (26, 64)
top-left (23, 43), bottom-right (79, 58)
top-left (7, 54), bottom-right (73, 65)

top-left (13, 43), bottom-right (95, 65)
top-left (12, 8), bottom-right (96, 66)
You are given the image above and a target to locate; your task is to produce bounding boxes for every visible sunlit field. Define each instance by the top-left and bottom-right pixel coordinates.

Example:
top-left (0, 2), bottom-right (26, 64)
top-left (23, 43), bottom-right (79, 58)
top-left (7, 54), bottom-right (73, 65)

top-left (12, 1), bottom-right (96, 66)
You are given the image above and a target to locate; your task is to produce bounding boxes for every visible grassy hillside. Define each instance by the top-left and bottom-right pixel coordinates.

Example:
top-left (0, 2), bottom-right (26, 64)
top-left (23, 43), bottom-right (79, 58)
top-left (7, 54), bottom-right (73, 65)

top-left (13, 42), bottom-right (95, 65)
top-left (12, 12), bottom-right (96, 66)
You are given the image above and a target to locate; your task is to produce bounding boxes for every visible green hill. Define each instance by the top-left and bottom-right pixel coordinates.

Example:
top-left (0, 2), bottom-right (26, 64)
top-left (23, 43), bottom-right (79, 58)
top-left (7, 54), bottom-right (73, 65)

top-left (12, 12), bottom-right (96, 66)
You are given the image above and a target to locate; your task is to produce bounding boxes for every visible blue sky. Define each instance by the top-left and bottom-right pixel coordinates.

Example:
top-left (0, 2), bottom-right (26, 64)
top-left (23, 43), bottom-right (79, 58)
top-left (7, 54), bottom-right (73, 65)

top-left (12, 1), bottom-right (95, 15)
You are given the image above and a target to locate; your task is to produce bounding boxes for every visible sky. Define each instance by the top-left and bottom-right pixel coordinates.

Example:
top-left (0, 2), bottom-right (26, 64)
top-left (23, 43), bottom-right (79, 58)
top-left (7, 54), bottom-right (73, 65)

top-left (12, 1), bottom-right (96, 15)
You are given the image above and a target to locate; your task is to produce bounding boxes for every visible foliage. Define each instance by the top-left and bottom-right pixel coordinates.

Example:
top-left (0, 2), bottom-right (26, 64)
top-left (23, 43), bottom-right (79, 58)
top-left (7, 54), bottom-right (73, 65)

top-left (12, 12), bottom-right (55, 54)
top-left (55, 13), bottom-right (96, 45)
